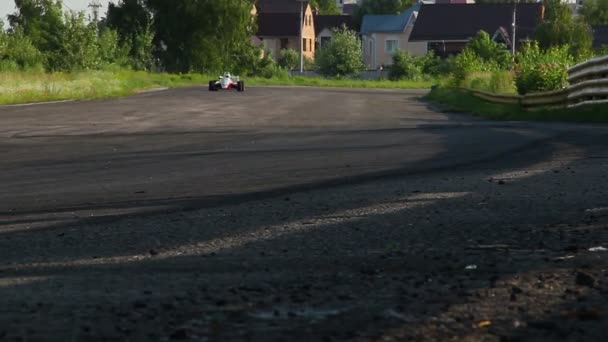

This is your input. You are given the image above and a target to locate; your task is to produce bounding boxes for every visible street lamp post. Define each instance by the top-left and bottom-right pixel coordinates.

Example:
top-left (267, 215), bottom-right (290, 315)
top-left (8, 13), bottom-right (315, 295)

top-left (297, 0), bottom-right (306, 74)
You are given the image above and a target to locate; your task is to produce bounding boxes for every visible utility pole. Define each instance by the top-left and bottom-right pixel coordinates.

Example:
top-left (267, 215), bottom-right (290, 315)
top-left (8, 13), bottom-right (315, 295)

top-left (511, 2), bottom-right (517, 58)
top-left (298, 0), bottom-right (306, 74)
top-left (89, 0), bottom-right (102, 23)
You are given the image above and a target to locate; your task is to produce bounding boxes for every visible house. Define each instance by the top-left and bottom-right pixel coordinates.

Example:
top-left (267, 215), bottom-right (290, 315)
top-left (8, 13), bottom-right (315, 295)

top-left (360, 4), bottom-right (427, 69)
top-left (315, 15), bottom-right (355, 49)
top-left (409, 3), bottom-right (544, 58)
top-left (254, 0), bottom-right (316, 61)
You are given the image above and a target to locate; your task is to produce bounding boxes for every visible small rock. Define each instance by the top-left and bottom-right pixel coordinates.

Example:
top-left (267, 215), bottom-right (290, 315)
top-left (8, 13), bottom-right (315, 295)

top-left (149, 249), bottom-right (159, 256)
top-left (132, 300), bottom-right (147, 309)
top-left (169, 329), bottom-right (188, 340)
top-left (511, 286), bottom-right (523, 295)
top-left (575, 271), bottom-right (595, 287)
top-left (498, 180), bottom-right (506, 185)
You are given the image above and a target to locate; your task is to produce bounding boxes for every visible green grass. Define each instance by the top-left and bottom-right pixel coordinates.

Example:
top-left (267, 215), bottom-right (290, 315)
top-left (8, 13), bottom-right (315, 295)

top-left (0, 70), bottom-right (213, 105)
top-left (248, 76), bottom-right (435, 89)
top-left (425, 87), bottom-right (608, 123)
top-left (0, 70), bottom-right (434, 105)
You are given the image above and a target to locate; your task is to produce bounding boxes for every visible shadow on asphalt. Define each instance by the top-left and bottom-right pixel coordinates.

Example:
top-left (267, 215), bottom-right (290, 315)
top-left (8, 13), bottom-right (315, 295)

top-left (1, 119), bottom-right (608, 340)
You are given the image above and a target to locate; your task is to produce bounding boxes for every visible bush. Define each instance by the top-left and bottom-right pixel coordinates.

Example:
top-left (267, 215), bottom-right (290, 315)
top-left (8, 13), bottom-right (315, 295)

top-left (514, 42), bottom-right (573, 95)
top-left (316, 26), bottom-right (364, 77)
top-left (466, 31), bottom-right (512, 69)
top-left (4, 29), bottom-right (45, 71)
top-left (254, 54), bottom-right (289, 79)
top-left (278, 49), bottom-right (299, 70)
top-left (389, 50), bottom-right (423, 80)
top-left (420, 51), bottom-right (442, 76)
top-left (452, 49), bottom-right (500, 84)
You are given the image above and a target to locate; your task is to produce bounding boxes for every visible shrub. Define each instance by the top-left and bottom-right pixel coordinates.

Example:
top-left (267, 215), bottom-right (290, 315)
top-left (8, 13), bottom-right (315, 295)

top-left (316, 26), bottom-right (364, 77)
top-left (420, 51), bottom-right (442, 76)
top-left (514, 42), bottom-right (573, 95)
top-left (4, 29), bottom-right (45, 71)
top-left (452, 49), bottom-right (500, 84)
top-left (466, 31), bottom-right (512, 69)
top-left (389, 50), bottom-right (423, 80)
top-left (254, 54), bottom-right (289, 79)
top-left (278, 49), bottom-right (299, 70)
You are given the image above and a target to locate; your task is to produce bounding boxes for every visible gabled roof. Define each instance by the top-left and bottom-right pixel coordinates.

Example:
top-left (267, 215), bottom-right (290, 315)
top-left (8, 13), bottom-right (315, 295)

top-left (360, 4), bottom-right (420, 34)
top-left (315, 15), bottom-right (354, 35)
top-left (256, 0), bottom-right (310, 14)
top-left (410, 3), bottom-right (543, 42)
top-left (257, 13), bottom-right (301, 36)
top-left (592, 25), bottom-right (608, 48)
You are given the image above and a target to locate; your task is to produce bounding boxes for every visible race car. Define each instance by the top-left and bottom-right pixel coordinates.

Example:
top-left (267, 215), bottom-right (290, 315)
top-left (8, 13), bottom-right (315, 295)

top-left (209, 72), bottom-right (245, 92)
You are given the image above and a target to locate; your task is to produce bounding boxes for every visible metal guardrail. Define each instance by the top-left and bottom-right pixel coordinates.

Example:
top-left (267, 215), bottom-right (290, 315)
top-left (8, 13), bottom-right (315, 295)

top-left (464, 55), bottom-right (608, 110)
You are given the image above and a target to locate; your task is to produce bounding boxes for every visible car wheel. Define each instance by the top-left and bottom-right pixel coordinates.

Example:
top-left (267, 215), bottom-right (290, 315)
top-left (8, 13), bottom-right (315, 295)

top-left (237, 81), bottom-right (245, 92)
top-left (209, 81), bottom-right (217, 91)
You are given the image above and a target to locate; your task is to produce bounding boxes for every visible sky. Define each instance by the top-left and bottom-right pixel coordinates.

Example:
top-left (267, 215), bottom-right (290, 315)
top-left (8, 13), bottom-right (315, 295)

top-left (0, 0), bottom-right (113, 22)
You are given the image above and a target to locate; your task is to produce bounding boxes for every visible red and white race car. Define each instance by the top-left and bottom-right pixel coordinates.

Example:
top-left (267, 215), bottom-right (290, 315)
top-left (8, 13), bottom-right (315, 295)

top-left (209, 72), bottom-right (245, 92)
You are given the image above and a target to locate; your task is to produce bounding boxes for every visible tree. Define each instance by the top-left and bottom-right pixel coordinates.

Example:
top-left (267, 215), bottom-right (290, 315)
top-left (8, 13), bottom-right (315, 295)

top-left (147, 0), bottom-right (257, 73)
top-left (535, 0), bottom-right (593, 59)
top-left (8, 0), bottom-right (66, 65)
top-left (465, 30), bottom-right (511, 69)
top-left (49, 12), bottom-right (101, 70)
top-left (310, 0), bottom-right (341, 15)
top-left (104, 0), bottom-right (154, 70)
top-left (579, 0), bottom-right (608, 25)
top-left (316, 26), bottom-right (364, 77)
top-left (97, 28), bottom-right (130, 67)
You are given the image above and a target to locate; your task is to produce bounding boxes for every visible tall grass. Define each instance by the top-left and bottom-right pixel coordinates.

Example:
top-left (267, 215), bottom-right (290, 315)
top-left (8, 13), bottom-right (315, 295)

top-left (459, 71), bottom-right (517, 94)
top-left (0, 70), bottom-right (213, 105)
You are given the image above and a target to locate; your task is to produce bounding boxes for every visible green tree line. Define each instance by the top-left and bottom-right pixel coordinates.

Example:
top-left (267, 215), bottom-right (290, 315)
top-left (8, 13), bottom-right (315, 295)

top-left (3, 0), bottom-right (608, 75)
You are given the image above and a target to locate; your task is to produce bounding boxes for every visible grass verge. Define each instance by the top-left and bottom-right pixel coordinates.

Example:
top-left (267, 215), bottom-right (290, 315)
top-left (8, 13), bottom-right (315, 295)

top-left (0, 70), bottom-right (213, 105)
top-left (0, 71), bottom-right (434, 105)
top-left (424, 87), bottom-right (608, 123)
top-left (248, 76), bottom-right (435, 89)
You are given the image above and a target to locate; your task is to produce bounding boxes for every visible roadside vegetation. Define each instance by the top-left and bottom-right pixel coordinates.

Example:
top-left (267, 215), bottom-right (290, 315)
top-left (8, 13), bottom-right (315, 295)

top-left (3, 0), bottom-right (608, 108)
top-left (424, 0), bottom-right (608, 121)
top-left (426, 87), bottom-right (608, 122)
top-left (0, 0), bottom-right (437, 105)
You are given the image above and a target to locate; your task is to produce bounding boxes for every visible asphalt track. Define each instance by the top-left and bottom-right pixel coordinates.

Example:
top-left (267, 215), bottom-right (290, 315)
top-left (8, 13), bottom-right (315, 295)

top-left (0, 86), bottom-right (554, 216)
top-left (1, 86), bottom-right (608, 341)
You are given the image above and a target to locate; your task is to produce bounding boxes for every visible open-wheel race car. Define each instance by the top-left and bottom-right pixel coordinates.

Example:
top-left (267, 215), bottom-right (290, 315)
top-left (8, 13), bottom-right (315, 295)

top-left (209, 72), bottom-right (245, 92)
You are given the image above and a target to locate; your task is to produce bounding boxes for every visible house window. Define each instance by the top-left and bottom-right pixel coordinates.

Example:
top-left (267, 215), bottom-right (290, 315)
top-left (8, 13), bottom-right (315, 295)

top-left (280, 38), bottom-right (288, 50)
top-left (303, 38), bottom-right (307, 52)
top-left (385, 39), bottom-right (399, 53)
top-left (309, 39), bottom-right (313, 51)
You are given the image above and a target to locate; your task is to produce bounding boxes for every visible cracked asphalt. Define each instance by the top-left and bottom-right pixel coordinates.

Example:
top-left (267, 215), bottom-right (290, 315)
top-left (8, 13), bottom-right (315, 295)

top-left (1, 86), bottom-right (607, 341)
